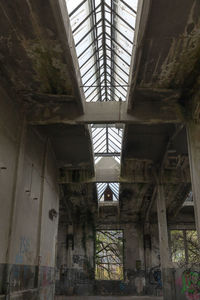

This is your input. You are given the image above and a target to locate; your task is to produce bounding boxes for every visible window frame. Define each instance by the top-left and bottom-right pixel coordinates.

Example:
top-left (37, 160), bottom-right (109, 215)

top-left (169, 229), bottom-right (198, 265)
top-left (95, 229), bottom-right (124, 281)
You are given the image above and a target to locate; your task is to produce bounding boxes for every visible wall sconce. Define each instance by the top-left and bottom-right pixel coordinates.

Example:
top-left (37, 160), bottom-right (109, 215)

top-left (49, 209), bottom-right (58, 220)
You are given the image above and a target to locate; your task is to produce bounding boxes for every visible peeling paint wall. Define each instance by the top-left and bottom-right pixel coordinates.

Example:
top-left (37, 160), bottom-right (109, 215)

top-left (0, 87), bottom-right (59, 300)
top-left (55, 192), bottom-right (197, 299)
top-left (55, 190), bottom-right (162, 297)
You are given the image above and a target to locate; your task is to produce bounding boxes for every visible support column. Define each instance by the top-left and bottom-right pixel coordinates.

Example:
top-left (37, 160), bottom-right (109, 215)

top-left (5, 118), bottom-right (27, 298)
top-left (36, 138), bottom-right (49, 287)
top-left (156, 184), bottom-right (176, 300)
top-left (187, 121), bottom-right (200, 246)
top-left (144, 222), bottom-right (151, 274)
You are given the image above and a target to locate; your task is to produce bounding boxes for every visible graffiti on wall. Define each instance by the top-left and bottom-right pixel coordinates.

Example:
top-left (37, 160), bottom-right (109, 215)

top-left (149, 266), bottom-right (162, 289)
top-left (60, 267), bottom-right (90, 284)
top-left (176, 270), bottom-right (200, 300)
top-left (73, 254), bottom-right (87, 267)
top-left (15, 236), bottom-right (31, 264)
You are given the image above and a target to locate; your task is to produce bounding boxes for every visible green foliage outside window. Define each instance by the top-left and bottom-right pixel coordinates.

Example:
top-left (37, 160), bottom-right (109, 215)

top-left (170, 230), bottom-right (199, 266)
top-left (95, 230), bottom-right (123, 280)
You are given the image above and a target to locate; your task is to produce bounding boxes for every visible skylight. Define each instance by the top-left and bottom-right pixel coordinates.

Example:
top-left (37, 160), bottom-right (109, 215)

top-left (66, 0), bottom-right (138, 202)
top-left (96, 183), bottom-right (119, 201)
top-left (66, 0), bottom-right (137, 102)
top-left (91, 124), bottom-right (123, 163)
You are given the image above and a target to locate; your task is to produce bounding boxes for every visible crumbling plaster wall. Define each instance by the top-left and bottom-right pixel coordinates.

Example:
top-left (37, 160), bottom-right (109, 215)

top-left (56, 218), bottom-right (94, 296)
top-left (0, 87), bottom-right (59, 300)
top-left (94, 222), bottom-right (146, 296)
top-left (55, 184), bottom-right (198, 299)
top-left (56, 206), bottom-right (152, 296)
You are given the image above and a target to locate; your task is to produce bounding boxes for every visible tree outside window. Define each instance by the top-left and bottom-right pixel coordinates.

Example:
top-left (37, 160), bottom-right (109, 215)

top-left (170, 230), bottom-right (199, 266)
top-left (95, 230), bottom-right (123, 280)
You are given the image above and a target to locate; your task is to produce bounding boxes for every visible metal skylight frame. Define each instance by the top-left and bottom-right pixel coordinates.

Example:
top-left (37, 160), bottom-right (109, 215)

top-left (66, 0), bottom-right (137, 103)
top-left (91, 124), bottom-right (122, 155)
top-left (66, 0), bottom-right (138, 201)
top-left (96, 182), bottom-right (119, 202)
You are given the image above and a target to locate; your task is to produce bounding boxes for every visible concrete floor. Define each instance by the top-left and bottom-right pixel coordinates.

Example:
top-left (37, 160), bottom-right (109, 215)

top-left (55, 297), bottom-right (163, 300)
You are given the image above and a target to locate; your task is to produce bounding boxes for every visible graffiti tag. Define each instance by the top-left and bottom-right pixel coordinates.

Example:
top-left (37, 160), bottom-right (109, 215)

top-left (176, 270), bottom-right (200, 300)
top-left (149, 266), bottom-right (162, 288)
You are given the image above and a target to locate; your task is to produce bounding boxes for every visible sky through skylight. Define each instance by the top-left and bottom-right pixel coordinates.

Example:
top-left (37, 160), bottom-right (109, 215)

top-left (65, 0), bottom-right (138, 201)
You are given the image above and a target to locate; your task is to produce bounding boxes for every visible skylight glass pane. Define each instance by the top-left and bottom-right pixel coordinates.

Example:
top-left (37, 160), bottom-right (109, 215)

top-left (97, 183), bottom-right (119, 202)
top-left (66, 0), bottom-right (138, 205)
top-left (66, 0), bottom-right (85, 16)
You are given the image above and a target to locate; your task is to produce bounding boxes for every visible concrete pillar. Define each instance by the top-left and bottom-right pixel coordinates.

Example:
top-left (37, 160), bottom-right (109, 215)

top-left (36, 138), bottom-right (49, 287)
top-left (4, 118), bottom-right (27, 297)
top-left (144, 222), bottom-right (151, 273)
top-left (187, 122), bottom-right (200, 246)
top-left (156, 184), bottom-right (176, 300)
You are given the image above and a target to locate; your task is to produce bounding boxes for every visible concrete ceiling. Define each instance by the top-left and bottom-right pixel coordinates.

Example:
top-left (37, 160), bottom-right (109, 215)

top-left (127, 0), bottom-right (200, 109)
top-left (0, 0), bottom-right (85, 112)
top-left (0, 0), bottom-right (94, 173)
top-left (0, 0), bottom-right (198, 223)
top-left (121, 0), bottom-right (200, 221)
top-left (37, 124), bottom-right (94, 170)
top-left (122, 124), bottom-right (176, 163)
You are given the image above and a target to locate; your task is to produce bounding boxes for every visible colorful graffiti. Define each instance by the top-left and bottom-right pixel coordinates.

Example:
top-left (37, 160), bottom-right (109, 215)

top-left (119, 282), bottom-right (125, 291)
top-left (60, 267), bottom-right (90, 284)
top-left (149, 266), bottom-right (162, 288)
top-left (176, 270), bottom-right (200, 300)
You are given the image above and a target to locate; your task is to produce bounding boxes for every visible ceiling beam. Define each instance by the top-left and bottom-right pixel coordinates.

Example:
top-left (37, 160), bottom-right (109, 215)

top-left (28, 92), bottom-right (183, 125)
top-left (59, 169), bottom-right (191, 184)
top-left (49, 0), bottom-right (86, 112)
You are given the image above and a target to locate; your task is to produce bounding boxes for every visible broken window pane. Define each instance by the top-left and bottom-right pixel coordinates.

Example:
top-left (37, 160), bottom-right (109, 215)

top-left (95, 230), bottom-right (123, 280)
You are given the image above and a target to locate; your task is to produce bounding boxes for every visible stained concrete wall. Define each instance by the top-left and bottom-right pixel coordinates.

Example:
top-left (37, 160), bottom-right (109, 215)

top-left (94, 223), bottom-right (146, 296)
top-left (56, 220), bottom-right (94, 296)
top-left (0, 88), bottom-right (59, 300)
top-left (56, 218), bottom-right (149, 296)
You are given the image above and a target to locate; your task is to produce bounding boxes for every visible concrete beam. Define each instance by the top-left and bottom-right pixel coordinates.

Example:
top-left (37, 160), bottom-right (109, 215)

top-left (127, 0), bottom-right (151, 111)
top-left (58, 168), bottom-right (190, 184)
top-left (28, 97), bottom-right (183, 125)
top-left (49, 0), bottom-right (86, 112)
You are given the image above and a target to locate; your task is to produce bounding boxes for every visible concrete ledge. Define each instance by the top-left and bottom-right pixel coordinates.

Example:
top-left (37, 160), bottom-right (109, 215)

top-left (55, 297), bottom-right (163, 300)
top-left (0, 288), bottom-right (38, 299)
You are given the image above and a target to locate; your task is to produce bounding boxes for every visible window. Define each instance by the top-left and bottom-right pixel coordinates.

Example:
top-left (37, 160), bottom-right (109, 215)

top-left (95, 230), bottom-right (123, 280)
top-left (170, 230), bottom-right (199, 265)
